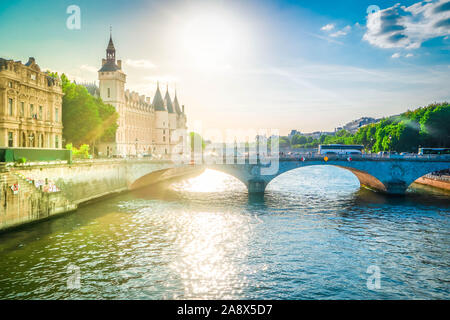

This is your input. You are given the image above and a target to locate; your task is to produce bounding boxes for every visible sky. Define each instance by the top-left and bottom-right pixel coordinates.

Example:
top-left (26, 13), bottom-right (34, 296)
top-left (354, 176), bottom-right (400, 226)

top-left (1, 0), bottom-right (449, 139)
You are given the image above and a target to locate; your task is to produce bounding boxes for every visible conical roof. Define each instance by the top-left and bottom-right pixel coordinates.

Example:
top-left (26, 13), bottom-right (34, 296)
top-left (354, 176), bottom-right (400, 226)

top-left (152, 83), bottom-right (165, 111)
top-left (107, 35), bottom-right (115, 51)
top-left (164, 85), bottom-right (175, 113)
top-left (174, 91), bottom-right (182, 114)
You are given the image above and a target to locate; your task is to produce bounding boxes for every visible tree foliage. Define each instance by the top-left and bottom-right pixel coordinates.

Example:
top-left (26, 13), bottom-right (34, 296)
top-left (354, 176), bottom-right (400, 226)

top-left (55, 73), bottom-right (119, 147)
top-left (189, 132), bottom-right (206, 151)
top-left (66, 143), bottom-right (91, 159)
top-left (288, 102), bottom-right (449, 153)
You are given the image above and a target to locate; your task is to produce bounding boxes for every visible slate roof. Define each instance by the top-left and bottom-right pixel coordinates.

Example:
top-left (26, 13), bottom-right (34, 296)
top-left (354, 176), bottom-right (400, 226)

top-left (152, 83), bottom-right (165, 111)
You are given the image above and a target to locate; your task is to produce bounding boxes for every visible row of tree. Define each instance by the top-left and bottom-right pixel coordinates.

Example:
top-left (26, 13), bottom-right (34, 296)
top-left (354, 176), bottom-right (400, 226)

top-left (287, 102), bottom-right (450, 152)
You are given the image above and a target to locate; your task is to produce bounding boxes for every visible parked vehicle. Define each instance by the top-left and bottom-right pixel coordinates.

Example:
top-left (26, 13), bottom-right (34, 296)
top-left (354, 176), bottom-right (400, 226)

top-left (418, 147), bottom-right (450, 155)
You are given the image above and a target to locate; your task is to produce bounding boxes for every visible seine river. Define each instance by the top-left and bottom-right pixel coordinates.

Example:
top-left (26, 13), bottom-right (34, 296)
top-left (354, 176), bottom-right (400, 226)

top-left (0, 166), bottom-right (449, 299)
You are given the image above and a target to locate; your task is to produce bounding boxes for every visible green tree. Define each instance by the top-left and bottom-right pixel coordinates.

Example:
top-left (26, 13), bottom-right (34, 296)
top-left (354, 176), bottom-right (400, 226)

top-left (420, 104), bottom-right (450, 147)
top-left (279, 136), bottom-right (291, 149)
top-left (58, 74), bottom-right (119, 147)
top-left (96, 97), bottom-right (119, 143)
top-left (291, 134), bottom-right (307, 145)
top-left (189, 132), bottom-right (205, 152)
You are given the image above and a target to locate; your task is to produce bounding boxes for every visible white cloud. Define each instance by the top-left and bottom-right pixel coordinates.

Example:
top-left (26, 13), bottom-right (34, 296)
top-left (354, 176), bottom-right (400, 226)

top-left (392, 52), bottom-right (401, 58)
top-left (406, 53), bottom-right (414, 58)
top-left (330, 25), bottom-right (351, 37)
top-left (125, 59), bottom-right (156, 69)
top-left (79, 64), bottom-right (97, 73)
top-left (321, 23), bottom-right (335, 31)
top-left (363, 0), bottom-right (450, 49)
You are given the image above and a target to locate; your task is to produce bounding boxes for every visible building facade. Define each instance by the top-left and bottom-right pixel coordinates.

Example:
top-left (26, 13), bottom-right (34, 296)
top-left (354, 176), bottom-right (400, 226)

top-left (0, 57), bottom-right (63, 149)
top-left (94, 34), bottom-right (187, 157)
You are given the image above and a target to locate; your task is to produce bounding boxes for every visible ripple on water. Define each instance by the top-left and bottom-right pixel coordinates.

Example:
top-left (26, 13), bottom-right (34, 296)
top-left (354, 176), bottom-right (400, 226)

top-left (0, 167), bottom-right (448, 299)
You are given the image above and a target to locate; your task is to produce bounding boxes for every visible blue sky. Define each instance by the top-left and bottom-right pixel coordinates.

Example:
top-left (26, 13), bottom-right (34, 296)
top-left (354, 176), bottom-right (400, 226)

top-left (1, 0), bottom-right (449, 137)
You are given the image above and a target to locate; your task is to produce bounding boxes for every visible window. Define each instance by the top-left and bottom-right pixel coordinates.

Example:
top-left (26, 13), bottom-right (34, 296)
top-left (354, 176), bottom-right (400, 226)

top-left (30, 104), bottom-right (34, 118)
top-left (8, 98), bottom-right (13, 116)
top-left (163, 136), bottom-right (165, 142)
top-left (55, 108), bottom-right (59, 122)
top-left (107, 88), bottom-right (111, 98)
top-left (8, 132), bottom-right (13, 147)
top-left (39, 106), bottom-right (43, 120)
top-left (20, 102), bottom-right (24, 117)
top-left (8, 82), bottom-right (12, 88)
top-left (55, 135), bottom-right (59, 149)
top-left (31, 74), bottom-right (36, 80)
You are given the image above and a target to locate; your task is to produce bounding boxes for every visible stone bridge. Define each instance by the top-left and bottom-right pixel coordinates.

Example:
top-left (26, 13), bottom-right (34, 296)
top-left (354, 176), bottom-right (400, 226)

top-left (1, 155), bottom-right (449, 231)
top-left (203, 155), bottom-right (450, 195)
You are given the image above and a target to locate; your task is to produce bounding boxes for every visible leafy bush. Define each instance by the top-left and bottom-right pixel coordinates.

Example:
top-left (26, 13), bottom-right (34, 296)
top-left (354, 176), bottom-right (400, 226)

top-left (15, 157), bottom-right (27, 164)
top-left (66, 143), bottom-right (90, 159)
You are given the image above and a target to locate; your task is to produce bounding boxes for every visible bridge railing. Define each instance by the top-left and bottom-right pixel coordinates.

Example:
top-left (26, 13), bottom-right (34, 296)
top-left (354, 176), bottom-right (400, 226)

top-left (200, 152), bottom-right (450, 164)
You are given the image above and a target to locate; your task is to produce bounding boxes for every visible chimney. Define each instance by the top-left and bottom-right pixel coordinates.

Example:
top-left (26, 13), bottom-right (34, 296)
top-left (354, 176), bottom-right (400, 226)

top-left (182, 105), bottom-right (185, 113)
top-left (117, 60), bottom-right (122, 69)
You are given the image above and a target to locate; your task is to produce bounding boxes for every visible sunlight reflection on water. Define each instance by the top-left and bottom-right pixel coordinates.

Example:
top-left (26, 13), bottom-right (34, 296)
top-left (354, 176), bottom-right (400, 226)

top-left (0, 166), bottom-right (448, 299)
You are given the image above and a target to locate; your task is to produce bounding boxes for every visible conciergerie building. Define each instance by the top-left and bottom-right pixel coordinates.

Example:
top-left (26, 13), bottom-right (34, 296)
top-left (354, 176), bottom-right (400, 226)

top-left (86, 33), bottom-right (188, 157)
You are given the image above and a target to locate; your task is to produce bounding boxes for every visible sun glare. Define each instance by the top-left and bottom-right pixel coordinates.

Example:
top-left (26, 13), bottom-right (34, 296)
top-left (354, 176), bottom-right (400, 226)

top-left (171, 169), bottom-right (245, 193)
top-left (180, 13), bottom-right (237, 69)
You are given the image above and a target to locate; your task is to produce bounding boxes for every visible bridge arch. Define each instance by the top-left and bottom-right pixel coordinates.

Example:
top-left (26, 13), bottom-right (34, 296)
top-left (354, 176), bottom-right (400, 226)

top-left (129, 166), bottom-right (205, 190)
top-left (262, 164), bottom-right (385, 192)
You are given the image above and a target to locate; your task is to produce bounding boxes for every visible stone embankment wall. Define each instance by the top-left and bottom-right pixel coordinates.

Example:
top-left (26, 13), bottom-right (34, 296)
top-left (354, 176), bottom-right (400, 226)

top-left (0, 159), bottom-right (201, 232)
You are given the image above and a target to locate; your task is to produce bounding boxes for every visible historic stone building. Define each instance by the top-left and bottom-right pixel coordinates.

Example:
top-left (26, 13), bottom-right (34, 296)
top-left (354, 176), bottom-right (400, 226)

top-left (93, 33), bottom-right (187, 157)
top-left (0, 57), bottom-right (63, 149)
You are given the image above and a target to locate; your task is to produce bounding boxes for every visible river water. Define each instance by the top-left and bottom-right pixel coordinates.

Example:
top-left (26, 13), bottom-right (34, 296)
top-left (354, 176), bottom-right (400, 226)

top-left (0, 166), bottom-right (448, 299)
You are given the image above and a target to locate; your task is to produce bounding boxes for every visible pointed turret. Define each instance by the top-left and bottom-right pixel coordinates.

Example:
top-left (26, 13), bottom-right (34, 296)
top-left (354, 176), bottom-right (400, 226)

top-left (99, 29), bottom-right (120, 72)
top-left (164, 84), bottom-right (175, 113)
top-left (153, 82), bottom-right (165, 111)
top-left (106, 27), bottom-right (116, 62)
top-left (173, 90), bottom-right (182, 114)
